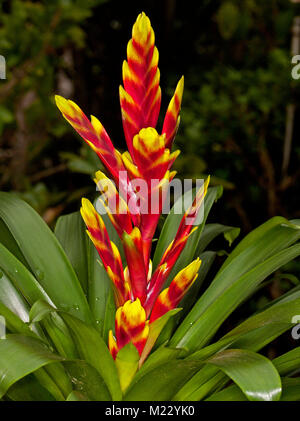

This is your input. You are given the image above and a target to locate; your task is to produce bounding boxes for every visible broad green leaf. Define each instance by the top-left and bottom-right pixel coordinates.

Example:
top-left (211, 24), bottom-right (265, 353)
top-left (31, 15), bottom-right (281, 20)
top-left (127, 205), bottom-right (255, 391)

top-left (171, 243), bottom-right (300, 352)
top-left (0, 270), bottom-right (45, 339)
top-left (0, 270), bottom-right (31, 323)
top-left (179, 299), bottom-right (300, 401)
top-left (29, 299), bottom-right (56, 324)
top-left (187, 297), bottom-right (300, 361)
top-left (29, 300), bottom-right (78, 359)
top-left (0, 193), bottom-right (93, 325)
top-left (115, 343), bottom-right (140, 393)
top-left (6, 375), bottom-right (55, 401)
top-left (172, 364), bottom-right (226, 401)
top-left (273, 347), bottom-right (300, 376)
top-left (206, 383), bottom-right (246, 401)
top-left (60, 312), bottom-right (122, 400)
top-left (174, 220), bottom-right (300, 344)
top-left (207, 349), bottom-right (300, 401)
top-left (0, 217), bottom-right (29, 268)
top-left (86, 239), bottom-right (112, 335)
top-left (124, 359), bottom-right (202, 401)
top-left (221, 217), bottom-right (300, 272)
top-left (64, 361), bottom-right (111, 401)
top-left (31, 367), bottom-right (66, 401)
top-left (0, 302), bottom-right (40, 339)
top-left (206, 349), bottom-right (282, 401)
top-left (55, 211), bottom-right (88, 293)
top-left (196, 223), bottom-right (240, 255)
top-left (280, 378), bottom-right (300, 401)
top-left (34, 362), bottom-right (72, 400)
top-left (0, 334), bottom-right (63, 398)
top-left (66, 391), bottom-right (89, 401)
top-left (0, 243), bottom-right (53, 307)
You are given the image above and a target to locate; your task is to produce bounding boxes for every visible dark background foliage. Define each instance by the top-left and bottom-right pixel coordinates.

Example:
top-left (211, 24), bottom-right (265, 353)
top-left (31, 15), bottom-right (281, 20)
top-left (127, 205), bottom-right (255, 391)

top-left (0, 0), bottom-right (300, 336)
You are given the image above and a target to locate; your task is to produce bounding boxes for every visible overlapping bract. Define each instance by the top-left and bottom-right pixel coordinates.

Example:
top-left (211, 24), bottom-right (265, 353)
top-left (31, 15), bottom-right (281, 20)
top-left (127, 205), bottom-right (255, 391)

top-left (56, 12), bottom-right (209, 365)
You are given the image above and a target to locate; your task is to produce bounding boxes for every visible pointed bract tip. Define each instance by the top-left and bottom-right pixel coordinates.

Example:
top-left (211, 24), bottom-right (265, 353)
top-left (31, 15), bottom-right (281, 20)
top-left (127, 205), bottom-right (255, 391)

top-left (54, 94), bottom-right (67, 110)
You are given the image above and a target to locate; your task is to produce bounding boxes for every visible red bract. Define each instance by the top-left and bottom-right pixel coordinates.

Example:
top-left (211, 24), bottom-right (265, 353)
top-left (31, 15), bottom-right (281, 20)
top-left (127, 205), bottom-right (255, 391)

top-left (56, 12), bottom-right (209, 365)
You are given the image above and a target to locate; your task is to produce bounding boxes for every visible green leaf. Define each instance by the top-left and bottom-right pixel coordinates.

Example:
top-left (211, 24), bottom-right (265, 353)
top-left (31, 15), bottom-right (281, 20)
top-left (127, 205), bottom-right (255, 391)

top-left (0, 193), bottom-right (93, 325)
top-left (280, 378), bottom-right (300, 401)
top-left (206, 383), bottom-right (246, 401)
top-left (196, 223), bottom-right (240, 254)
top-left (6, 375), bottom-right (55, 401)
top-left (0, 269), bottom-right (45, 339)
top-left (60, 312), bottom-right (122, 400)
top-left (0, 270), bottom-right (31, 323)
top-left (221, 217), bottom-right (300, 272)
top-left (171, 236), bottom-right (300, 353)
top-left (64, 360), bottom-right (111, 401)
top-left (29, 299), bottom-right (55, 324)
top-left (0, 218), bottom-right (28, 268)
top-left (178, 298), bottom-right (300, 400)
top-left (55, 211), bottom-right (89, 293)
top-left (66, 391), bottom-right (89, 401)
top-left (29, 300), bottom-right (78, 358)
top-left (172, 364), bottom-right (226, 401)
top-left (206, 349), bottom-right (282, 401)
top-left (0, 243), bottom-right (53, 307)
top-left (207, 349), bottom-right (300, 401)
top-left (0, 334), bottom-right (63, 399)
top-left (86, 238), bottom-right (112, 335)
top-left (124, 359), bottom-right (202, 401)
top-left (0, 302), bottom-right (40, 339)
top-left (273, 347), bottom-right (300, 376)
top-left (115, 343), bottom-right (140, 393)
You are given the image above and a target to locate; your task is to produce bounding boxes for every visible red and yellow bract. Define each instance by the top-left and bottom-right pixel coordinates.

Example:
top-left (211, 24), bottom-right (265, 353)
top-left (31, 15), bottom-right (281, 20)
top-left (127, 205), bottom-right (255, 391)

top-left (56, 12), bottom-right (209, 369)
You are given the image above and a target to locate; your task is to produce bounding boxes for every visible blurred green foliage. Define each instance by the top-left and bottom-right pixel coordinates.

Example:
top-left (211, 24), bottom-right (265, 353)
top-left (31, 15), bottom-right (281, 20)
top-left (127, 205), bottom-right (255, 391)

top-left (0, 0), bottom-right (107, 218)
top-left (171, 0), bottom-right (300, 231)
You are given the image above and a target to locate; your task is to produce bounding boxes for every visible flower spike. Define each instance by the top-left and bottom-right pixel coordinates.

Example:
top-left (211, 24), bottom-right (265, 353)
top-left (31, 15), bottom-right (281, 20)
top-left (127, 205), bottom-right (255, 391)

top-left (162, 76), bottom-right (184, 149)
top-left (57, 12), bottom-right (207, 374)
top-left (120, 12), bottom-right (161, 155)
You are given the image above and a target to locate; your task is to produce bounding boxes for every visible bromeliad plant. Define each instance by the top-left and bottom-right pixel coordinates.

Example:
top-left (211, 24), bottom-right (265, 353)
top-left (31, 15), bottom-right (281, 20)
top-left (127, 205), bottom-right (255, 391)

top-left (55, 12), bottom-right (208, 385)
top-left (0, 12), bottom-right (300, 401)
